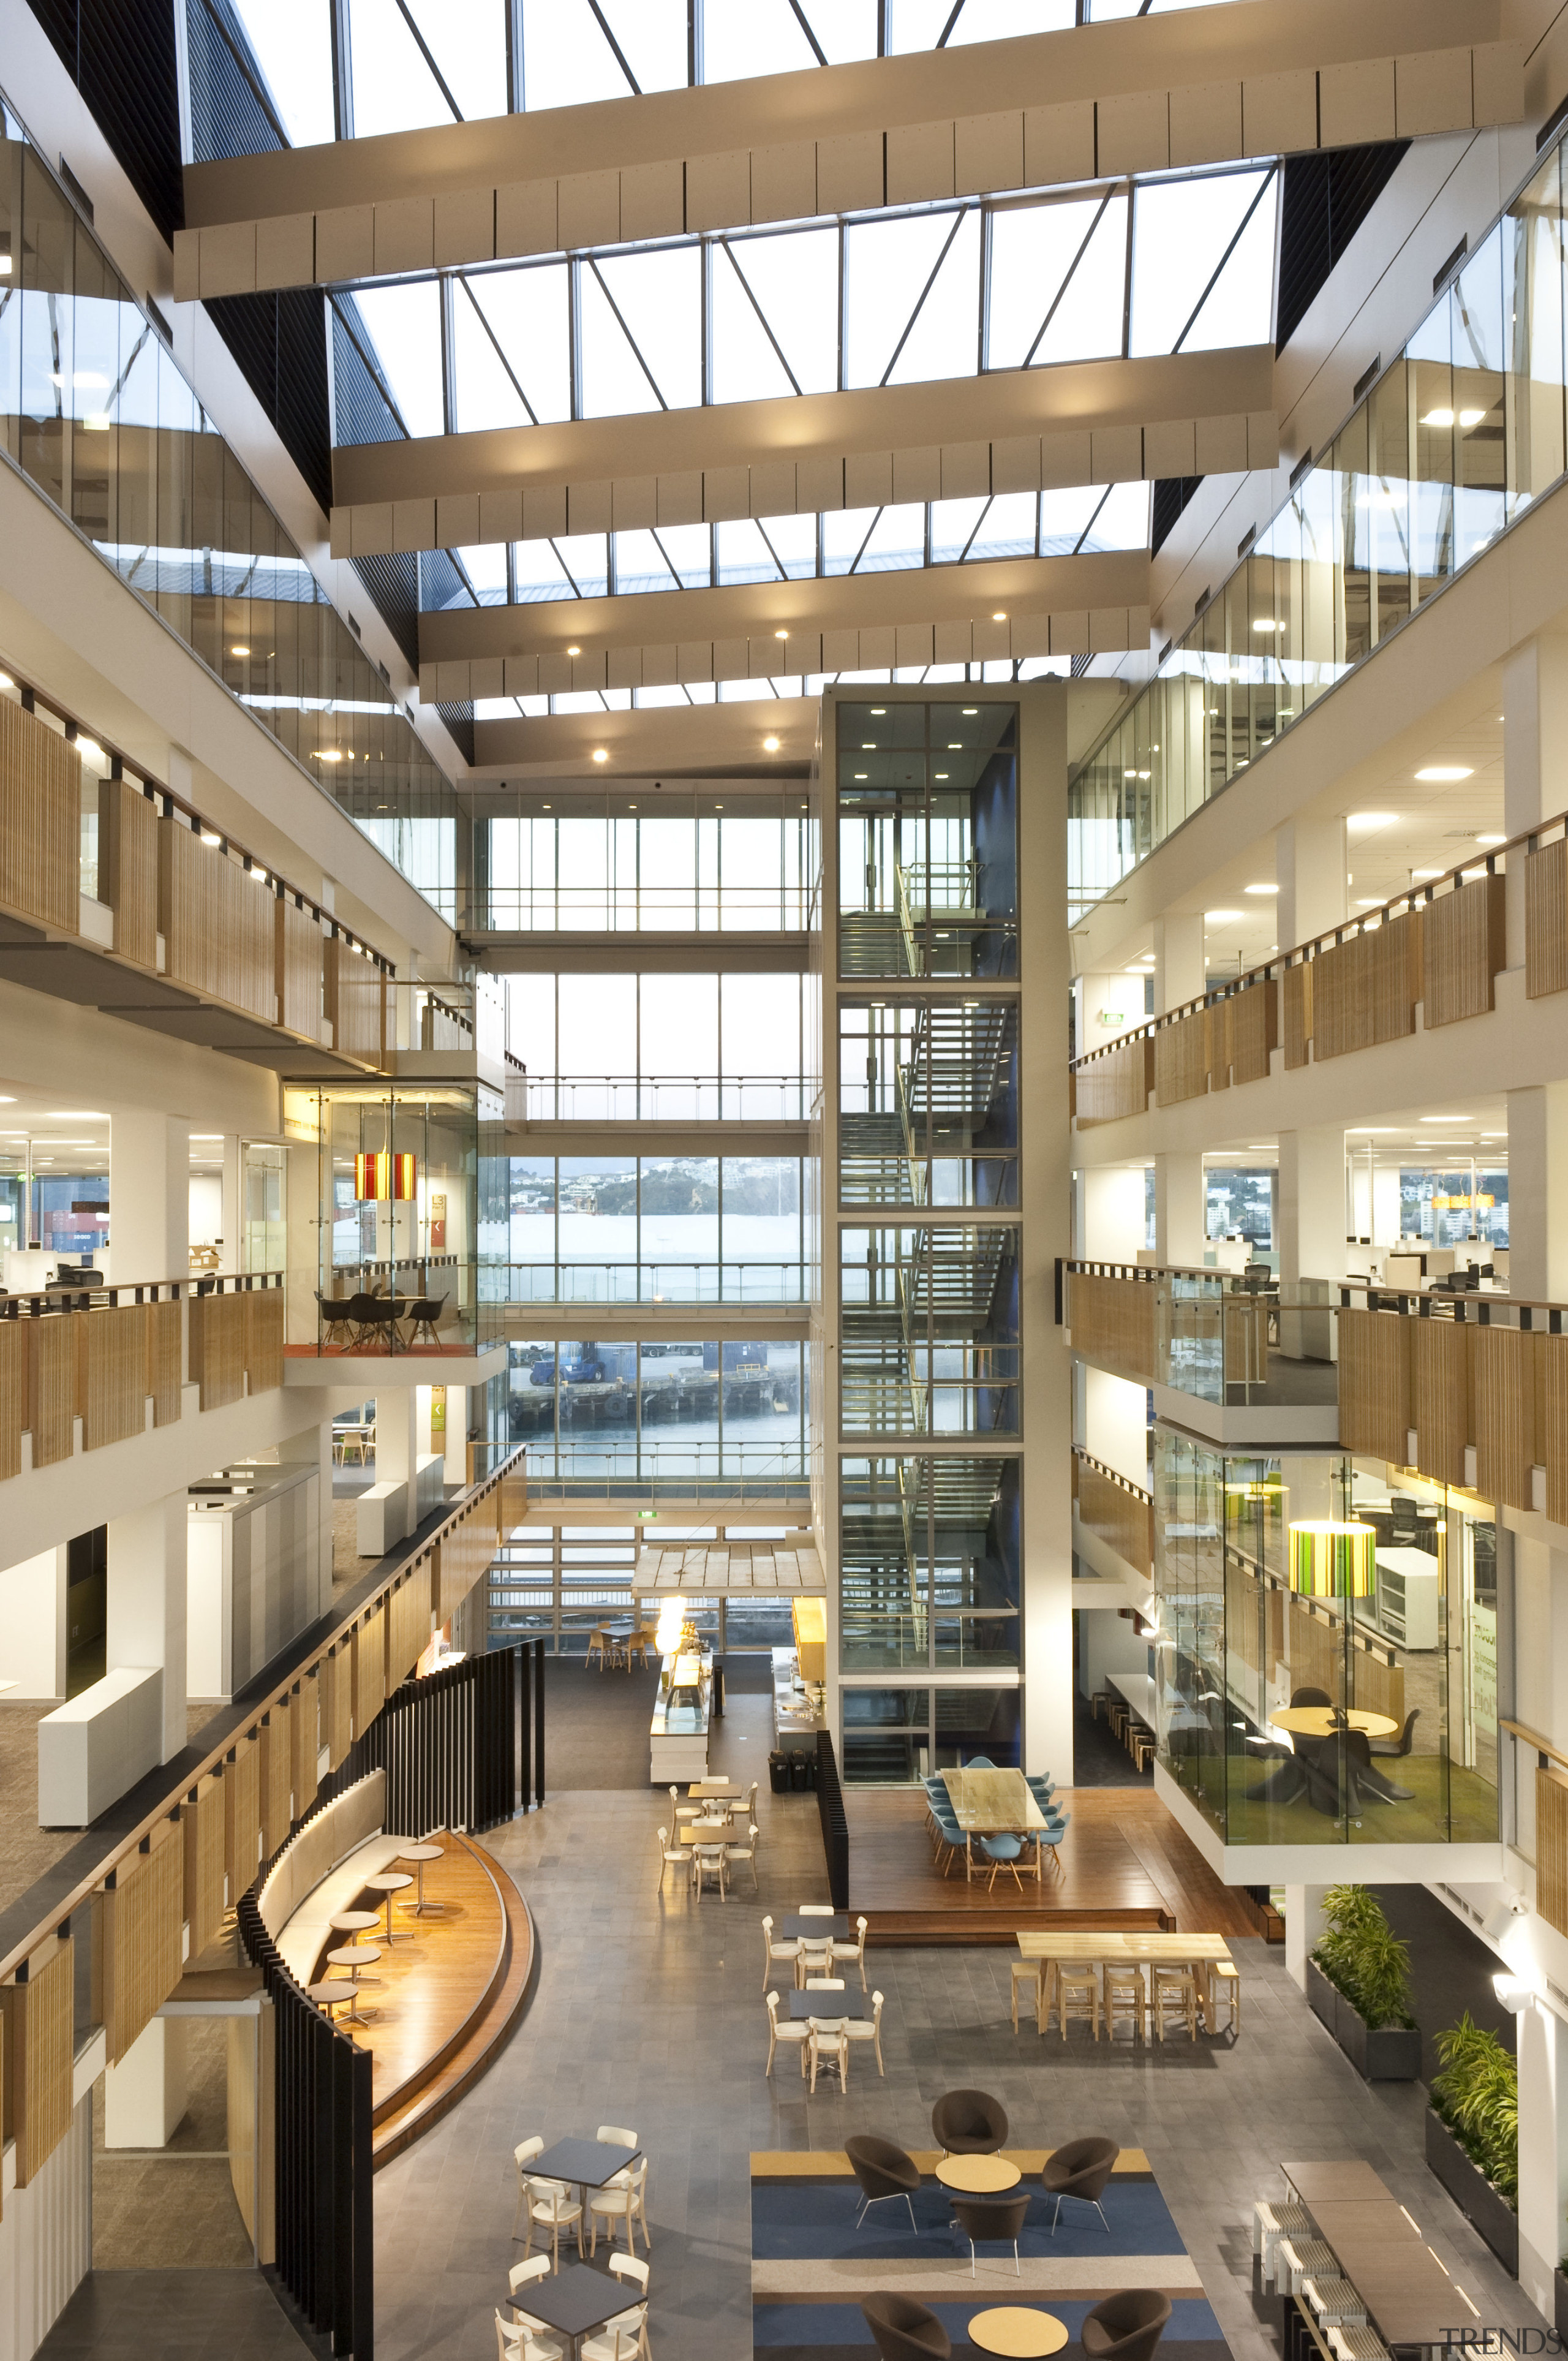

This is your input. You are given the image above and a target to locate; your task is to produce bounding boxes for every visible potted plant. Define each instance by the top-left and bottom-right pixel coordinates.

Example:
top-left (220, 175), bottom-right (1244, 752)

top-left (1425, 2012), bottom-right (1518, 2273)
top-left (1308, 1884), bottom-right (1422, 2080)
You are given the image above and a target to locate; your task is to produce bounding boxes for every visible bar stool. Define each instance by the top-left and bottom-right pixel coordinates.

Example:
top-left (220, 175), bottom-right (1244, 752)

top-left (1152, 1963), bottom-right (1199, 2041)
top-left (1052, 1962), bottom-right (1101, 2039)
top-left (364, 1870), bottom-right (415, 1943)
top-left (325, 1943), bottom-right (382, 2025)
top-left (1102, 1960), bottom-right (1147, 2042)
top-left (398, 1843), bottom-right (444, 1915)
top-left (1009, 1960), bottom-right (1041, 2034)
top-left (1210, 1958), bottom-right (1242, 2036)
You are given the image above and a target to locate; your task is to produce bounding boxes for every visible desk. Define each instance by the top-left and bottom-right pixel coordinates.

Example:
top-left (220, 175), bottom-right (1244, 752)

top-left (1110, 1672), bottom-right (1156, 1728)
top-left (1272, 1707), bottom-right (1399, 1740)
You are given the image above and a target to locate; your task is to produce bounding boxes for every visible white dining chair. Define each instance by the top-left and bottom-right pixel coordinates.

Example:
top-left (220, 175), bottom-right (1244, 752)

top-left (761, 1915), bottom-right (801, 1993)
top-left (724, 1823), bottom-right (760, 1892)
top-left (765, 1989), bottom-right (810, 2079)
top-left (654, 1826), bottom-right (695, 1896)
top-left (581, 2253), bottom-right (651, 2361)
top-left (831, 1914), bottom-right (869, 1991)
top-left (508, 2258), bottom-right (566, 2358)
top-left (589, 2156), bottom-right (650, 2256)
top-left (845, 1990), bottom-right (886, 2077)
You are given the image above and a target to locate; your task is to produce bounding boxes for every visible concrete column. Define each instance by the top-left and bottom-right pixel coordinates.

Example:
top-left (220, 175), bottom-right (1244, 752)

top-left (110, 1112), bottom-right (189, 1283)
top-left (1153, 1152), bottom-right (1205, 1265)
top-left (107, 1494), bottom-right (187, 1760)
top-left (1275, 816), bottom-right (1347, 950)
top-left (1078, 1165), bottom-right (1146, 1263)
top-left (1276, 1128), bottom-right (1346, 1285)
top-left (104, 2014), bottom-right (187, 2148)
top-left (1506, 1082), bottom-right (1568, 1302)
top-left (1153, 912), bottom-right (1204, 1014)
top-left (1284, 1884), bottom-right (1329, 1992)
top-left (1517, 1995), bottom-right (1568, 2316)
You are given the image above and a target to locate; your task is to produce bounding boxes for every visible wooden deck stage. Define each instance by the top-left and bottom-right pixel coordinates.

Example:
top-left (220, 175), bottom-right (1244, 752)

top-left (304, 1830), bottom-right (534, 2164)
top-left (846, 1788), bottom-right (1263, 1944)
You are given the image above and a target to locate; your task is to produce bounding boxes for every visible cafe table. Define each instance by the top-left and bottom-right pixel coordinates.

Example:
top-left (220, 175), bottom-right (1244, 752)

top-left (941, 1769), bottom-right (1046, 1881)
top-left (780, 1913), bottom-right (850, 1940)
top-left (530, 2137), bottom-right (644, 2199)
top-left (968, 2310), bottom-right (1068, 2359)
top-left (1015, 1930), bottom-right (1235, 2033)
top-left (510, 2260), bottom-right (631, 2360)
top-left (788, 1989), bottom-right (868, 2020)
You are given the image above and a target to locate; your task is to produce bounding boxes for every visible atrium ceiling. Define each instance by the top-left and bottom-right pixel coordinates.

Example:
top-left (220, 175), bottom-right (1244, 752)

top-left (176, 0), bottom-right (1523, 779)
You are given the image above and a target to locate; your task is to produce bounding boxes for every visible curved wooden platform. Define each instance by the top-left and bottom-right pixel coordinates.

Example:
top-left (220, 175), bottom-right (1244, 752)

top-left (305, 1829), bottom-right (534, 2166)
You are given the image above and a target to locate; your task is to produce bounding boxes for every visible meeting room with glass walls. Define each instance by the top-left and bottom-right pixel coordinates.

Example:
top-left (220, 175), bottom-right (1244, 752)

top-left (1152, 1431), bottom-right (1498, 1851)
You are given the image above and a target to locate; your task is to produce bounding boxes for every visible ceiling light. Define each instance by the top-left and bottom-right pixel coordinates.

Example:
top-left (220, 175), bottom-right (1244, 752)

top-left (1412, 867), bottom-right (1443, 878)
top-left (1421, 1114), bottom-right (1474, 1123)
top-left (1204, 909), bottom-right (1242, 923)
top-left (230, 644), bottom-right (250, 657)
top-left (1415, 766), bottom-right (1473, 782)
top-left (963, 707), bottom-right (977, 714)
top-left (948, 742), bottom-right (961, 748)
top-left (314, 749), bottom-right (344, 762)
top-left (1245, 883), bottom-right (1279, 895)
top-left (190, 1133), bottom-right (223, 1141)
top-left (591, 749), bottom-right (608, 763)
top-left (1476, 833), bottom-right (1506, 845)
top-left (1252, 618), bottom-right (1283, 632)
top-left (870, 708), bottom-right (886, 715)
top-left (1347, 812), bottom-right (1398, 831)
top-left (774, 629), bottom-right (789, 640)
top-left (48, 1111), bottom-right (107, 1119)
top-left (567, 644), bottom-right (581, 657)
top-left (992, 612), bottom-right (1007, 622)
top-left (763, 735), bottom-right (780, 752)
top-left (0, 1097), bottom-right (13, 1105)
top-left (854, 773), bottom-right (868, 780)
top-left (74, 737), bottom-right (104, 764)
top-left (1354, 897), bottom-right (1382, 908)
top-left (934, 771), bottom-right (949, 779)
top-left (1123, 964), bottom-right (1149, 976)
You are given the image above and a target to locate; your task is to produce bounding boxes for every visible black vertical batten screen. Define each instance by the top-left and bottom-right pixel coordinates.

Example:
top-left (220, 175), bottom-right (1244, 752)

top-left (1276, 143), bottom-right (1410, 353)
top-left (239, 1884), bottom-right (374, 2359)
top-left (28, 0), bottom-right (184, 240)
top-left (328, 1644), bottom-right (541, 1834)
top-left (533, 1639), bottom-right (546, 1808)
top-left (815, 1730), bottom-right (850, 1911)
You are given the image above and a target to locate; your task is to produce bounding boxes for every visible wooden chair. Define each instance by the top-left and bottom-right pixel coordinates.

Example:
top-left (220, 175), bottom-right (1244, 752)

top-left (588, 2156), bottom-right (649, 2257)
top-left (764, 1989), bottom-right (809, 2078)
top-left (1102, 1961), bottom-right (1147, 2042)
top-left (807, 2015), bottom-right (850, 2093)
top-left (581, 2253), bottom-right (651, 2361)
top-left (796, 1936), bottom-right (834, 1987)
top-left (655, 1826), bottom-right (694, 1897)
top-left (1152, 1963), bottom-right (1199, 2042)
top-left (724, 1823), bottom-right (760, 1892)
top-left (519, 2175), bottom-right (585, 2269)
top-left (761, 1915), bottom-right (801, 1992)
top-left (509, 2257), bottom-right (567, 2357)
top-left (512, 2137), bottom-right (546, 2238)
top-left (1009, 1960), bottom-right (1041, 2034)
top-left (831, 1914), bottom-right (869, 1990)
top-left (692, 1842), bottom-right (728, 1900)
top-left (1209, 1958), bottom-right (1242, 2037)
top-left (846, 1989), bottom-right (886, 2077)
top-left (1052, 1962), bottom-right (1101, 2040)
top-left (586, 1628), bottom-right (609, 1671)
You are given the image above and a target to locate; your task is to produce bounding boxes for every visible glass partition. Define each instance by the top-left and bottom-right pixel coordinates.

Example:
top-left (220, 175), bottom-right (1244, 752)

top-left (838, 701), bottom-right (1018, 977)
top-left (1153, 1432), bottom-right (1497, 1849)
top-left (284, 1080), bottom-right (505, 1351)
top-left (1071, 135), bottom-right (1568, 916)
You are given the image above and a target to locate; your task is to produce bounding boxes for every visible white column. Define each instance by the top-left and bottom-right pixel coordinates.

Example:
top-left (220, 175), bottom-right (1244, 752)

top-left (107, 1494), bottom-right (187, 1761)
top-left (1153, 912), bottom-right (1204, 1013)
top-left (443, 1384), bottom-right (466, 1487)
top-left (1503, 638), bottom-right (1568, 964)
top-left (1079, 1165), bottom-right (1146, 1262)
top-left (220, 1134), bottom-right (241, 1273)
top-left (373, 1386), bottom-right (420, 1541)
top-left (1153, 1152), bottom-right (1205, 1265)
top-left (0, 1544), bottom-right (68, 1698)
top-left (1020, 684), bottom-right (1074, 1787)
top-left (1275, 816), bottom-right (1347, 949)
top-left (1276, 1129), bottom-right (1346, 1285)
top-left (104, 2015), bottom-right (187, 2148)
top-left (110, 1112), bottom-right (189, 1282)
top-left (1283, 1884), bottom-right (1329, 1991)
top-left (1517, 1996), bottom-right (1568, 2316)
top-left (1506, 1082), bottom-right (1568, 1302)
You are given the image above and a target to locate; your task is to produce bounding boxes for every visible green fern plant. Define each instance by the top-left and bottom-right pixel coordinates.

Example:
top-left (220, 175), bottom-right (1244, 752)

top-left (1431, 2012), bottom-right (1519, 2204)
top-left (1312, 1883), bottom-right (1415, 2028)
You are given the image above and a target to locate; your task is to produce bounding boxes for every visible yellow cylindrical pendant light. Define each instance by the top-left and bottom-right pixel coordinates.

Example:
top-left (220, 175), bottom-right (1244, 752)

top-left (1289, 1520), bottom-right (1376, 1598)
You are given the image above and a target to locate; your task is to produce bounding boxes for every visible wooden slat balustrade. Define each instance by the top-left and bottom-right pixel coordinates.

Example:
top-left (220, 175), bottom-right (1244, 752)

top-left (0, 696), bottom-right (79, 932)
top-left (95, 1830), bottom-right (183, 2066)
top-left (1066, 1269), bottom-right (1156, 1386)
top-left (275, 895), bottom-right (325, 1041)
top-left (0, 1937), bottom-right (74, 2187)
top-left (1072, 1453), bottom-right (1154, 1579)
top-left (99, 775), bottom-right (159, 965)
top-left (182, 1776), bottom-right (227, 1960)
top-left (1527, 837), bottom-right (1568, 998)
top-left (1074, 1032), bottom-right (1153, 1127)
top-left (1154, 1007), bottom-right (1208, 1106)
top-left (1423, 872), bottom-right (1506, 1028)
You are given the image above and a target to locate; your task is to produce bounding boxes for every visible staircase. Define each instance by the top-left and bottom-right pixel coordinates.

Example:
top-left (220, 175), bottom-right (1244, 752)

top-left (839, 1001), bottom-right (1018, 1209)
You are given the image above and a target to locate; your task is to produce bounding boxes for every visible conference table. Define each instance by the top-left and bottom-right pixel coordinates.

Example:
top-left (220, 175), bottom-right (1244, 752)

top-left (1016, 1930), bottom-right (1235, 2034)
top-left (941, 1768), bottom-right (1046, 1881)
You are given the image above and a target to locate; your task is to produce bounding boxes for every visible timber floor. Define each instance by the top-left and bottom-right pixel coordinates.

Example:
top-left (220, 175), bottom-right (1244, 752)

top-left (303, 1830), bottom-right (533, 2161)
top-left (846, 1788), bottom-right (1263, 1943)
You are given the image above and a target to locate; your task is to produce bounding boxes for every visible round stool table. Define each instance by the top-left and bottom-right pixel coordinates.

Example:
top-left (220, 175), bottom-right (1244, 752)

top-left (398, 1843), bottom-right (445, 1915)
top-left (326, 1944), bottom-right (382, 2024)
top-left (968, 2310), bottom-right (1069, 2359)
top-left (935, 2156), bottom-right (1021, 2195)
top-left (329, 1909), bottom-right (380, 1944)
top-left (364, 1872), bottom-right (414, 1943)
top-left (307, 1980), bottom-right (356, 2029)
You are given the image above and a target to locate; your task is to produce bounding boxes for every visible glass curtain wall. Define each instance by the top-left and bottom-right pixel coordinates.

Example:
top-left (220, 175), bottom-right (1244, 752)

top-left (1071, 135), bottom-right (1568, 917)
top-left (839, 701), bottom-right (1019, 977)
top-left (509, 1337), bottom-right (808, 1484)
top-left (483, 804), bottom-right (813, 932)
top-left (507, 1154), bottom-right (806, 1303)
top-left (507, 971), bottom-right (808, 1119)
top-left (0, 91), bottom-right (459, 917)
top-left (1153, 1431), bottom-right (1498, 1848)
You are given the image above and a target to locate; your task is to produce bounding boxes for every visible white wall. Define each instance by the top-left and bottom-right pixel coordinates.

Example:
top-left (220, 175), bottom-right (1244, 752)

top-left (1077, 1606), bottom-right (1152, 1701)
top-left (188, 1173), bottom-right (222, 1251)
top-left (0, 2085), bottom-right (91, 2361)
top-left (1077, 1165), bottom-right (1146, 1262)
top-left (0, 1546), bottom-right (67, 1699)
top-left (1082, 1367), bottom-right (1148, 1490)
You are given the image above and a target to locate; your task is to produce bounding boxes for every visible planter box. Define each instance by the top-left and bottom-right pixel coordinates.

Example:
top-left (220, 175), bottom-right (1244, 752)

top-left (1306, 1958), bottom-right (1420, 2080)
top-left (1425, 2107), bottom-right (1518, 2274)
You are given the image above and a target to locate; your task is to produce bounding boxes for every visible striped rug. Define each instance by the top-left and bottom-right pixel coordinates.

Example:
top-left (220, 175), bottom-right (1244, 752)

top-left (751, 2149), bottom-right (1231, 2361)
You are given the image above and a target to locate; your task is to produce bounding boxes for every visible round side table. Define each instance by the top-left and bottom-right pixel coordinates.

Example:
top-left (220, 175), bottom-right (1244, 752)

top-left (398, 1843), bottom-right (445, 1915)
top-left (307, 1980), bottom-right (356, 2030)
top-left (935, 2156), bottom-right (1021, 2194)
top-left (326, 1944), bottom-right (382, 2023)
top-left (329, 1909), bottom-right (380, 1941)
top-left (968, 2309), bottom-right (1069, 2359)
top-left (364, 1872), bottom-right (414, 1942)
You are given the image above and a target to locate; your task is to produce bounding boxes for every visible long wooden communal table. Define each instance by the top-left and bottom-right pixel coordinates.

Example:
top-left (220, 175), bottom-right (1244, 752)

top-left (1279, 2161), bottom-right (1482, 2353)
top-left (1016, 1930), bottom-right (1235, 2034)
top-left (942, 1768), bottom-right (1046, 1881)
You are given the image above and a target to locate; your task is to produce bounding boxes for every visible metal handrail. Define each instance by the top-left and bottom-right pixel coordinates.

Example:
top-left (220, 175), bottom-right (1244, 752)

top-left (0, 1267), bottom-right (284, 1318)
